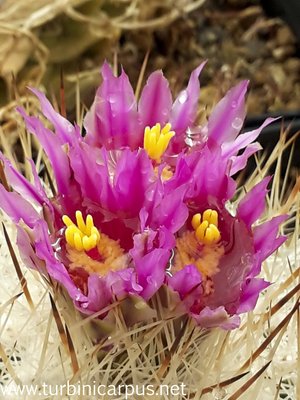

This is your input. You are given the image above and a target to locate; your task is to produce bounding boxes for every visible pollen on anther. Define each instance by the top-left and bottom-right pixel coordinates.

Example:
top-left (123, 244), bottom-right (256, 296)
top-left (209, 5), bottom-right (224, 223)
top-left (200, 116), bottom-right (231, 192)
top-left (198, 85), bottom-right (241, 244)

top-left (62, 211), bottom-right (100, 252)
top-left (192, 209), bottom-right (221, 245)
top-left (144, 122), bottom-right (175, 162)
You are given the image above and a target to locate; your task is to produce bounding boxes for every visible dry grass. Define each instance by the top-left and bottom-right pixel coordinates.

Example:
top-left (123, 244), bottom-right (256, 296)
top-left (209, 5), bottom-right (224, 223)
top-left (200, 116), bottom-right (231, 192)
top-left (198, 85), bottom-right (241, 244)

top-left (0, 0), bottom-right (205, 104)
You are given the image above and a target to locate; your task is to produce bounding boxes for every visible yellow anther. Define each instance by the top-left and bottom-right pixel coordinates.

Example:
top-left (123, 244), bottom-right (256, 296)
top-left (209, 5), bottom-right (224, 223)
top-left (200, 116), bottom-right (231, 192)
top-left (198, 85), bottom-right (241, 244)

top-left (91, 226), bottom-right (100, 240)
top-left (65, 225), bottom-right (77, 247)
top-left (208, 224), bottom-right (221, 242)
top-left (203, 227), bottom-right (214, 245)
top-left (195, 221), bottom-right (209, 242)
top-left (62, 211), bottom-right (100, 252)
top-left (86, 214), bottom-right (93, 235)
top-left (192, 209), bottom-right (221, 245)
top-left (203, 209), bottom-right (218, 227)
top-left (191, 213), bottom-right (202, 230)
top-left (74, 232), bottom-right (83, 251)
top-left (62, 215), bottom-right (74, 227)
top-left (144, 122), bottom-right (175, 162)
top-left (82, 236), bottom-right (93, 252)
top-left (76, 211), bottom-right (86, 233)
top-left (91, 233), bottom-right (98, 244)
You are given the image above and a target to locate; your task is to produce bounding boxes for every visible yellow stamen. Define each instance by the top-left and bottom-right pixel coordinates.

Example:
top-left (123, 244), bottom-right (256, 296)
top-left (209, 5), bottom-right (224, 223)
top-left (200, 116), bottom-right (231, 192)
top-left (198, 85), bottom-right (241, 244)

top-left (144, 122), bottom-right (175, 162)
top-left (203, 209), bottom-right (218, 226)
top-left (195, 221), bottom-right (209, 242)
top-left (74, 232), bottom-right (83, 251)
top-left (76, 211), bottom-right (86, 233)
top-left (191, 213), bottom-right (202, 230)
top-left (192, 209), bottom-right (221, 245)
top-left (91, 226), bottom-right (100, 240)
top-left (62, 215), bottom-right (74, 227)
top-left (65, 225), bottom-right (79, 247)
top-left (67, 232), bottom-right (128, 276)
top-left (207, 224), bottom-right (221, 242)
top-left (62, 211), bottom-right (100, 252)
top-left (86, 214), bottom-right (93, 235)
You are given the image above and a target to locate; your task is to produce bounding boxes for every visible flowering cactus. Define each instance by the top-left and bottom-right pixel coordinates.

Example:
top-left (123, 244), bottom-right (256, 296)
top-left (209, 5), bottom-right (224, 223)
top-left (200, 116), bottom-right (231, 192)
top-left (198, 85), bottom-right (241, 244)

top-left (0, 62), bottom-right (286, 330)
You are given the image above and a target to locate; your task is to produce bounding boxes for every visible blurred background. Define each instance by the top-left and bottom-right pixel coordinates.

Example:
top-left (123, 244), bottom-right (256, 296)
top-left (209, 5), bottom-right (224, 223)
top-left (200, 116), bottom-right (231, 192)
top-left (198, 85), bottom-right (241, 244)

top-left (0, 0), bottom-right (299, 164)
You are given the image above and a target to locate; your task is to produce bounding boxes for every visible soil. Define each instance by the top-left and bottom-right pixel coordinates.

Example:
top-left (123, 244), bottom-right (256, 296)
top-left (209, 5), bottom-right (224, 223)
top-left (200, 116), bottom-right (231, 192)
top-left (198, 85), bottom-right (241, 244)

top-left (117, 0), bottom-right (300, 117)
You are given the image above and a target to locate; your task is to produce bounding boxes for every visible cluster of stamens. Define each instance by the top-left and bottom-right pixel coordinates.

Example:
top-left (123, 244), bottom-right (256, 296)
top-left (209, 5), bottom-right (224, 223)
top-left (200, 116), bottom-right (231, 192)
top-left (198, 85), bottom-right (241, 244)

top-left (192, 209), bottom-right (221, 245)
top-left (143, 123), bottom-right (175, 162)
top-left (62, 211), bottom-right (100, 252)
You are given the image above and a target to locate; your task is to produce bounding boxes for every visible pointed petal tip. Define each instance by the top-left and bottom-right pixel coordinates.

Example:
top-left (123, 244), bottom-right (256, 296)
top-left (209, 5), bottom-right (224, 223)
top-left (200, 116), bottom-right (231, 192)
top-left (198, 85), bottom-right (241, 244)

top-left (265, 116), bottom-right (281, 123)
top-left (101, 60), bottom-right (114, 78)
top-left (139, 69), bottom-right (172, 127)
top-left (229, 80), bottom-right (249, 102)
top-left (27, 87), bottom-right (47, 100)
top-left (27, 86), bottom-right (39, 95)
top-left (149, 69), bottom-right (165, 78)
top-left (241, 79), bottom-right (249, 89)
top-left (237, 79), bottom-right (249, 96)
top-left (257, 175), bottom-right (272, 189)
top-left (207, 79), bottom-right (249, 144)
top-left (193, 60), bottom-right (207, 75)
top-left (237, 175), bottom-right (273, 228)
top-left (16, 106), bottom-right (27, 118)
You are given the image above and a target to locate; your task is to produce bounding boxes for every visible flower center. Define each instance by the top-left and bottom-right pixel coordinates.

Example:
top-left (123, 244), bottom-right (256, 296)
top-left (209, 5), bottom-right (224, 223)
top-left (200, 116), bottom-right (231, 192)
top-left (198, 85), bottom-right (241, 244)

top-left (62, 211), bottom-right (100, 252)
top-left (174, 231), bottom-right (224, 278)
top-left (191, 209), bottom-right (221, 245)
top-left (66, 232), bottom-right (128, 276)
top-left (173, 209), bottom-right (224, 282)
top-left (143, 123), bottom-right (175, 162)
top-left (62, 211), bottom-right (128, 276)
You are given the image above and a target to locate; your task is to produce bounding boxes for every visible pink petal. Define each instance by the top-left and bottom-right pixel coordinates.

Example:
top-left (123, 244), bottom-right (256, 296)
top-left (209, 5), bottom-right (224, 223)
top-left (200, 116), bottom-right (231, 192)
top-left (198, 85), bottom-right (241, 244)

top-left (69, 141), bottom-right (102, 204)
top-left (237, 278), bottom-right (270, 314)
top-left (222, 117), bottom-right (277, 159)
top-left (145, 183), bottom-right (189, 233)
top-left (253, 214), bottom-right (288, 264)
top-left (28, 159), bottom-right (52, 206)
top-left (96, 148), bottom-right (153, 217)
top-left (230, 142), bottom-right (262, 175)
top-left (17, 107), bottom-right (71, 196)
top-left (168, 265), bottom-right (202, 299)
top-left (107, 268), bottom-right (142, 298)
top-left (237, 176), bottom-right (272, 229)
top-left (77, 274), bottom-right (112, 313)
top-left (138, 70), bottom-right (172, 128)
top-left (209, 216), bottom-right (255, 310)
top-left (0, 153), bottom-right (52, 211)
top-left (192, 306), bottom-right (241, 330)
top-left (170, 62), bottom-right (206, 150)
top-left (131, 227), bottom-right (175, 260)
top-left (84, 62), bottom-right (141, 149)
top-left (134, 248), bottom-right (171, 300)
top-left (0, 184), bottom-right (40, 228)
top-left (164, 155), bottom-right (193, 194)
top-left (16, 226), bottom-right (42, 271)
top-left (207, 81), bottom-right (248, 145)
top-left (184, 146), bottom-right (236, 204)
top-left (113, 149), bottom-right (153, 215)
top-left (29, 87), bottom-right (79, 145)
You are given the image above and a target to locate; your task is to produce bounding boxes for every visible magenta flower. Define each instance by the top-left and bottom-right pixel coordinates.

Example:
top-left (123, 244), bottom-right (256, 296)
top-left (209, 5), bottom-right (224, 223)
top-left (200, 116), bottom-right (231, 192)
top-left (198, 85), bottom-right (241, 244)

top-left (167, 173), bottom-right (287, 329)
top-left (83, 61), bottom-right (206, 152)
top-left (0, 62), bottom-right (286, 329)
